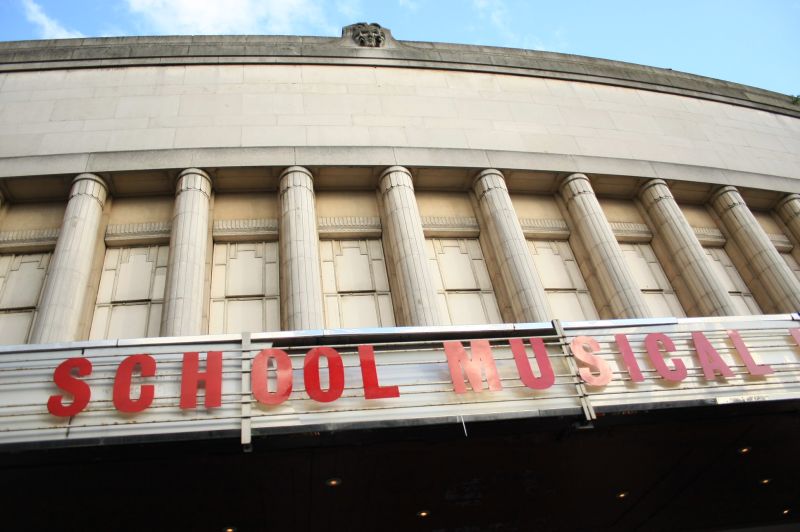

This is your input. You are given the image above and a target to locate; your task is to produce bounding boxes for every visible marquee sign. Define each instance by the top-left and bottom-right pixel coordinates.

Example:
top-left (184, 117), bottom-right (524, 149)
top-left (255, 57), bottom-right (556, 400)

top-left (1, 315), bottom-right (799, 447)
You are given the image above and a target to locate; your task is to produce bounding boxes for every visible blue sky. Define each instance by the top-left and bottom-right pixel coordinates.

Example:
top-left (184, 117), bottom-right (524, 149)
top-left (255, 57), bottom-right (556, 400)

top-left (0, 0), bottom-right (797, 95)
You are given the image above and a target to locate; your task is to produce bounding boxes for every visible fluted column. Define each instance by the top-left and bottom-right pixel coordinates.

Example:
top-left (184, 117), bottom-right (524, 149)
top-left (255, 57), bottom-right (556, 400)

top-left (559, 173), bottom-right (651, 319)
top-left (161, 168), bottom-right (212, 336)
top-left (30, 174), bottom-right (108, 343)
top-left (710, 186), bottom-right (800, 313)
top-left (378, 166), bottom-right (441, 326)
top-left (473, 169), bottom-right (550, 322)
top-left (638, 179), bottom-right (737, 316)
top-left (776, 194), bottom-right (800, 244)
top-left (279, 166), bottom-right (324, 330)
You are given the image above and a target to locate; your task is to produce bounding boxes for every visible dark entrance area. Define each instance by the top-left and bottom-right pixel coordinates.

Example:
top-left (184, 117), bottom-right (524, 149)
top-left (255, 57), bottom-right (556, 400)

top-left (3, 401), bottom-right (800, 531)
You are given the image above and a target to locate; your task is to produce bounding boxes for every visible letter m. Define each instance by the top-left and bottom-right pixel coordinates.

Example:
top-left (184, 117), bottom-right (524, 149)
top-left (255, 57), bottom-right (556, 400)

top-left (444, 340), bottom-right (502, 393)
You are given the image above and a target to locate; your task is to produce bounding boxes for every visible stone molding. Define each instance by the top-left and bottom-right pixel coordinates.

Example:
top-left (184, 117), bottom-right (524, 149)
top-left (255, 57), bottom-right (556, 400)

top-left (609, 222), bottom-right (652, 242)
top-left (2, 149), bottom-right (799, 197)
top-left (692, 226), bottom-right (726, 246)
top-left (0, 227), bottom-right (59, 252)
top-left (0, 35), bottom-right (794, 118)
top-left (105, 222), bottom-right (171, 246)
top-left (212, 218), bottom-right (278, 241)
top-left (317, 216), bottom-right (381, 238)
top-left (519, 218), bottom-right (570, 239)
top-left (767, 233), bottom-right (793, 253)
top-left (421, 216), bottom-right (480, 238)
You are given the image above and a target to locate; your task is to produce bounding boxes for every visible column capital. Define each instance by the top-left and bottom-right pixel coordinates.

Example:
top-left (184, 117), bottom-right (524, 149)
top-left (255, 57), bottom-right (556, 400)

top-left (709, 184), bottom-right (740, 203)
top-left (278, 166), bottom-right (313, 195)
top-left (558, 173), bottom-right (594, 204)
top-left (378, 165), bottom-right (414, 194)
top-left (775, 193), bottom-right (800, 212)
top-left (472, 168), bottom-right (508, 198)
top-left (636, 177), bottom-right (668, 196)
top-left (709, 185), bottom-right (747, 217)
top-left (279, 165), bottom-right (313, 181)
top-left (70, 173), bottom-right (108, 205)
top-left (176, 167), bottom-right (212, 191)
top-left (557, 172), bottom-right (590, 189)
top-left (636, 179), bottom-right (674, 208)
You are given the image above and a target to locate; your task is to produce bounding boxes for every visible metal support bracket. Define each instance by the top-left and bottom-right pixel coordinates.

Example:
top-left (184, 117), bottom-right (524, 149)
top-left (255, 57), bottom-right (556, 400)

top-left (553, 319), bottom-right (597, 421)
top-left (240, 332), bottom-right (252, 452)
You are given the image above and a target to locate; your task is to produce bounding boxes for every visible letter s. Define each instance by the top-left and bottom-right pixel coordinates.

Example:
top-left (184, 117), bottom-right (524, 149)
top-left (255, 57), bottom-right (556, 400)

top-left (47, 357), bottom-right (92, 417)
top-left (570, 336), bottom-right (612, 386)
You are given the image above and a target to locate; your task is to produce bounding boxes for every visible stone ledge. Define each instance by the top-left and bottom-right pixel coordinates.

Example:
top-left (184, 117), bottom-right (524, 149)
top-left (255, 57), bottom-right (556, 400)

top-left (693, 226), bottom-right (726, 246)
top-left (0, 228), bottom-right (59, 252)
top-left (519, 218), bottom-right (570, 239)
top-left (422, 216), bottom-right (479, 238)
top-left (610, 222), bottom-right (652, 243)
top-left (105, 222), bottom-right (171, 246)
top-left (317, 216), bottom-right (381, 238)
top-left (0, 34), bottom-right (796, 118)
top-left (212, 218), bottom-right (278, 242)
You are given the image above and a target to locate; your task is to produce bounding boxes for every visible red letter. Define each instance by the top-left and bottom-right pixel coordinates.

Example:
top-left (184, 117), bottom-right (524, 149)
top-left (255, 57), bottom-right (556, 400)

top-left (47, 357), bottom-right (92, 417)
top-left (252, 349), bottom-right (293, 405)
top-left (509, 338), bottom-right (554, 390)
top-left (359, 345), bottom-right (400, 399)
top-left (113, 354), bottom-right (156, 413)
top-left (692, 332), bottom-right (734, 380)
top-left (180, 351), bottom-right (222, 409)
top-left (790, 328), bottom-right (800, 349)
top-left (727, 330), bottom-right (773, 377)
top-left (645, 333), bottom-right (686, 382)
top-left (615, 334), bottom-right (644, 382)
top-left (569, 336), bottom-right (611, 386)
top-left (304, 347), bottom-right (345, 403)
top-left (444, 340), bottom-right (502, 393)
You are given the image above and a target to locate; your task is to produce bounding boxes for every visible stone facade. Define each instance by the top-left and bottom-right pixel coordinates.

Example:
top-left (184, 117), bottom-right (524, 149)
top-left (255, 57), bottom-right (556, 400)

top-left (0, 29), bottom-right (799, 345)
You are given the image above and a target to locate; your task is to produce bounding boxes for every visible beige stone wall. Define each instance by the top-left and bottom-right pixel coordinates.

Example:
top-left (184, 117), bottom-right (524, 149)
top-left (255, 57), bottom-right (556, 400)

top-left (316, 191), bottom-right (379, 218)
top-left (599, 198), bottom-right (646, 224)
top-left (108, 197), bottom-right (173, 225)
top-left (213, 193), bottom-right (277, 221)
top-left (680, 204), bottom-right (718, 229)
top-left (752, 210), bottom-right (785, 237)
top-left (416, 192), bottom-right (475, 219)
top-left (0, 202), bottom-right (66, 231)
top-left (2, 65), bottom-right (798, 180)
top-left (509, 195), bottom-right (564, 221)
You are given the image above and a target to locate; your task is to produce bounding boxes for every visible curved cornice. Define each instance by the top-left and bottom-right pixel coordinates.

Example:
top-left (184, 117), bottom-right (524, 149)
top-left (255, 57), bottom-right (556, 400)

top-left (0, 34), bottom-right (797, 118)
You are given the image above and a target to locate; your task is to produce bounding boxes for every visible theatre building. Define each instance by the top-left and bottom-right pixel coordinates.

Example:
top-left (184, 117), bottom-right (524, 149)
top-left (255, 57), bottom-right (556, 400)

top-left (1, 24), bottom-right (800, 531)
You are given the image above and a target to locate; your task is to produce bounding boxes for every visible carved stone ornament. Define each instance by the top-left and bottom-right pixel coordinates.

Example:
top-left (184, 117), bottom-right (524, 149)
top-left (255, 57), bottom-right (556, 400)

top-left (347, 22), bottom-right (386, 47)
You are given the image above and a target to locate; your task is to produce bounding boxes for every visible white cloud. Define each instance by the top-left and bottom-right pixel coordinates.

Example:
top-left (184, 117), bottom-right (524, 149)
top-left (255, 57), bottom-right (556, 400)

top-left (335, 0), bottom-right (361, 20)
top-left (398, 0), bottom-right (418, 11)
top-left (125, 0), bottom-right (336, 36)
top-left (472, 0), bottom-right (512, 36)
top-left (472, 0), bottom-right (567, 52)
top-left (22, 0), bottom-right (84, 39)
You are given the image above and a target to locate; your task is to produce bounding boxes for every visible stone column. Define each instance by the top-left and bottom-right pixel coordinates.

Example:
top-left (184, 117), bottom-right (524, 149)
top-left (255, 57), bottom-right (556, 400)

top-left (378, 166), bottom-right (442, 326)
top-left (161, 168), bottom-right (212, 337)
top-left (473, 169), bottom-right (550, 322)
top-left (775, 194), bottom-right (800, 244)
top-left (559, 173), bottom-right (651, 319)
top-left (279, 166), bottom-right (324, 331)
top-left (30, 174), bottom-right (108, 343)
top-left (638, 179), bottom-right (737, 316)
top-left (710, 186), bottom-right (800, 313)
